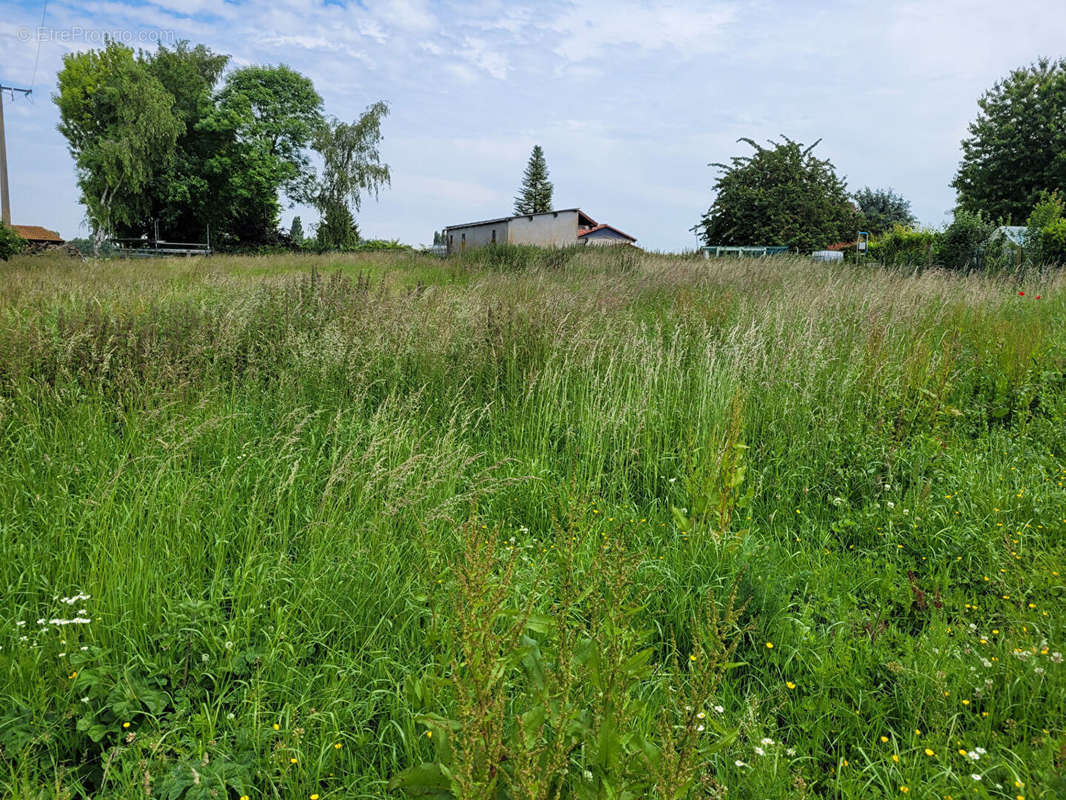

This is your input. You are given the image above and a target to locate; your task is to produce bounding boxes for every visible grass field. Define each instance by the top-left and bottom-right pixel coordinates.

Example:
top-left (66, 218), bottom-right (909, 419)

top-left (1, 248), bottom-right (1064, 799)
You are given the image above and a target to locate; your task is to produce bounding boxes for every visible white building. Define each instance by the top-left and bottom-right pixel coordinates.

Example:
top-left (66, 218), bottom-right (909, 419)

top-left (444, 209), bottom-right (636, 254)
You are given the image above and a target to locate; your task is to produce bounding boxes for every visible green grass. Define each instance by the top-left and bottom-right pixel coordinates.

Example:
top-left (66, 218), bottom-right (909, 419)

top-left (0, 249), bottom-right (1063, 799)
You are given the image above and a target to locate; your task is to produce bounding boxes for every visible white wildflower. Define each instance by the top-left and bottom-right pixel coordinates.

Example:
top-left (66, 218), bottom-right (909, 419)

top-left (975, 747), bottom-right (986, 755)
top-left (786, 747), bottom-right (796, 756)
top-left (761, 737), bottom-right (774, 746)
top-left (713, 705), bottom-right (724, 714)
top-left (734, 760), bottom-right (746, 767)
top-left (697, 725), bottom-right (705, 732)
top-left (971, 774), bottom-right (981, 781)
top-left (753, 746), bottom-right (765, 756)
top-left (16, 621), bottom-right (25, 627)
top-left (887, 501), bottom-right (895, 509)
top-left (80, 697), bottom-right (89, 703)
top-left (80, 646), bottom-right (88, 651)
top-left (225, 641), bottom-right (233, 650)
top-left (1034, 667), bottom-right (1045, 675)
top-left (1051, 652), bottom-right (1063, 663)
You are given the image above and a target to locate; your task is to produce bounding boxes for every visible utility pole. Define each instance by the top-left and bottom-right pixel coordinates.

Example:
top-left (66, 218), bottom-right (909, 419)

top-left (0, 84), bottom-right (32, 226)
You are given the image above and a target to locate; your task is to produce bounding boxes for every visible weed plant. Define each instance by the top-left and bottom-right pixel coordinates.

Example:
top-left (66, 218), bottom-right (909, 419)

top-left (0, 250), bottom-right (1064, 798)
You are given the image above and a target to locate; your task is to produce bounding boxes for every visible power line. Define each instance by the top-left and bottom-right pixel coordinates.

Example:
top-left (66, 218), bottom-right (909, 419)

top-left (31, 0), bottom-right (49, 90)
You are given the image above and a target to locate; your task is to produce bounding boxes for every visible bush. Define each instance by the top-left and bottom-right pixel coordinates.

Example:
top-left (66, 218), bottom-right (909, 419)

top-left (866, 225), bottom-right (939, 269)
top-left (935, 210), bottom-right (995, 270)
top-left (1024, 192), bottom-right (1066, 264)
top-left (0, 224), bottom-right (25, 261)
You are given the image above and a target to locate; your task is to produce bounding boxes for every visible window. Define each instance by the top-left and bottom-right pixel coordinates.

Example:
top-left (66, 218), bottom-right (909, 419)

top-left (491, 229), bottom-right (496, 243)
top-left (461, 232), bottom-right (466, 250)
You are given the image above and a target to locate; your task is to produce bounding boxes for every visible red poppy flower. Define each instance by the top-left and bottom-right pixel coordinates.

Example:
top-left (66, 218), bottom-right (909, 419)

top-left (1036, 295), bottom-right (1042, 300)
top-left (1018, 291), bottom-right (1025, 296)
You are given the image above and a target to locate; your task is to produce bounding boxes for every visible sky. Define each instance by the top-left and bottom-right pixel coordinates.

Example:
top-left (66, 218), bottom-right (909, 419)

top-left (1, 0), bottom-right (1065, 251)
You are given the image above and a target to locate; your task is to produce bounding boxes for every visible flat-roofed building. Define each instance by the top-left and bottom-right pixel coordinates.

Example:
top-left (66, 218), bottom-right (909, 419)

top-left (444, 209), bottom-right (635, 254)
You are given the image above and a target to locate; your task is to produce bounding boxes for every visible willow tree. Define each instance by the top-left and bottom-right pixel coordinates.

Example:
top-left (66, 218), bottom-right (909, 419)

top-left (311, 102), bottom-right (391, 249)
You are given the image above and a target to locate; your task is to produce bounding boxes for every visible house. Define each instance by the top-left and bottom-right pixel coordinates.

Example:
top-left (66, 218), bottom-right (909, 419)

top-left (12, 225), bottom-right (64, 247)
top-left (444, 209), bottom-right (636, 254)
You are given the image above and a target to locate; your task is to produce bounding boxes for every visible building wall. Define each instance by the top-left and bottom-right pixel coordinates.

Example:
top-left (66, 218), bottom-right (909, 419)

top-left (446, 221), bottom-right (508, 255)
top-left (507, 210), bottom-right (579, 247)
top-left (581, 229), bottom-right (633, 246)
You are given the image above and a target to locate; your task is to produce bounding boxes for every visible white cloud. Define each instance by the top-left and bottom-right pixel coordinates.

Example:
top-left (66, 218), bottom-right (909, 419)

top-left (550, 0), bottom-right (737, 62)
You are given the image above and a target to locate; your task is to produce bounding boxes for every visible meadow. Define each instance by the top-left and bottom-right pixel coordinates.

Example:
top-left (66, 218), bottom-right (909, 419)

top-left (0, 247), bottom-right (1063, 799)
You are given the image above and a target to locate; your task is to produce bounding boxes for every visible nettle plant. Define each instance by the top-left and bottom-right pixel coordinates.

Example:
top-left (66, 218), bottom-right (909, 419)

top-left (391, 515), bottom-right (752, 800)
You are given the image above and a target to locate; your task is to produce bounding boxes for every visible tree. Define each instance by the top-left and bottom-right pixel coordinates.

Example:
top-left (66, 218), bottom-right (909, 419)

top-left (694, 137), bottom-right (862, 252)
top-left (0, 224), bottom-right (25, 261)
top-left (290, 215), bottom-right (304, 245)
top-left (311, 102), bottom-right (391, 250)
top-left (513, 145), bottom-right (553, 215)
top-left (953, 58), bottom-right (1066, 223)
top-left (132, 41), bottom-right (230, 244)
top-left (54, 41), bottom-right (183, 254)
top-left (213, 65), bottom-right (324, 244)
top-left (854, 187), bottom-right (916, 237)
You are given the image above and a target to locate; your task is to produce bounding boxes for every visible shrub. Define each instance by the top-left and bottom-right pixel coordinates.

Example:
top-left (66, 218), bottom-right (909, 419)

top-left (0, 223), bottom-right (25, 261)
top-left (935, 210), bottom-right (995, 270)
top-left (867, 225), bottom-right (939, 269)
top-left (1025, 192), bottom-right (1066, 264)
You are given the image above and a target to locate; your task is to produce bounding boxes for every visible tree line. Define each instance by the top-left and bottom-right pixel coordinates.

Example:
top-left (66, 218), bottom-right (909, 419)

top-left (2, 49), bottom-right (1064, 263)
top-left (694, 57), bottom-right (1066, 266)
top-left (50, 40), bottom-right (389, 254)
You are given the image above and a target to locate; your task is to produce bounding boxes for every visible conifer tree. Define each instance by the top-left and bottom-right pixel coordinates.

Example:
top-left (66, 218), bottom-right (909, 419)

top-left (290, 215), bottom-right (304, 244)
top-left (513, 145), bottom-right (554, 215)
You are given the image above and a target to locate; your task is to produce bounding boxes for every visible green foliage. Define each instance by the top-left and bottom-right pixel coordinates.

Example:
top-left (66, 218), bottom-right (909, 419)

top-left (311, 103), bottom-right (391, 250)
top-left (695, 137), bottom-right (863, 253)
top-left (853, 186), bottom-right (916, 237)
top-left (0, 224), bottom-right (25, 260)
top-left (866, 225), bottom-right (939, 268)
top-left (289, 215), bottom-right (304, 245)
top-left (935, 209), bottom-right (995, 270)
top-left (54, 41), bottom-right (183, 254)
top-left (954, 57), bottom-right (1066, 222)
top-left (316, 201), bottom-right (360, 250)
top-left (514, 145), bottom-right (554, 215)
top-left (1, 251), bottom-right (1065, 798)
top-left (53, 40), bottom-right (339, 250)
top-left (130, 41), bottom-right (230, 244)
top-left (1024, 192), bottom-right (1066, 264)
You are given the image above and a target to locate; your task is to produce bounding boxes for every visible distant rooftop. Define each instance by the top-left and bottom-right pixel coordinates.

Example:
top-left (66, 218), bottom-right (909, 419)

top-left (445, 208), bottom-right (596, 230)
top-left (12, 225), bottom-right (63, 242)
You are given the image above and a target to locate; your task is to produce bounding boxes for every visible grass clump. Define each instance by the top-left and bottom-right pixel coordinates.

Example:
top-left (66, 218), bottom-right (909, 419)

top-left (0, 249), bottom-right (1064, 798)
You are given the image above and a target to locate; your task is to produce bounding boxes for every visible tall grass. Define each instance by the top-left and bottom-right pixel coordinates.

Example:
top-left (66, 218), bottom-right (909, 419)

top-left (0, 250), bottom-right (1063, 799)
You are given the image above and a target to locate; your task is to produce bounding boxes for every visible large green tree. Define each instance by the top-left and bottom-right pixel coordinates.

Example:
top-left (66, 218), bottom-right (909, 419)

top-left (54, 41), bottom-right (183, 254)
top-left (695, 137), bottom-right (861, 252)
top-left (513, 145), bottom-right (553, 215)
top-left (55, 42), bottom-right (330, 249)
top-left (136, 42), bottom-right (230, 243)
top-left (853, 186), bottom-right (916, 237)
top-left (212, 65), bottom-right (324, 245)
top-left (953, 58), bottom-right (1066, 223)
top-left (311, 102), bottom-right (391, 249)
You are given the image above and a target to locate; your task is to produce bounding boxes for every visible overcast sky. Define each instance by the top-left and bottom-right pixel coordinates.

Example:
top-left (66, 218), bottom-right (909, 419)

top-left (2, 0), bottom-right (1065, 250)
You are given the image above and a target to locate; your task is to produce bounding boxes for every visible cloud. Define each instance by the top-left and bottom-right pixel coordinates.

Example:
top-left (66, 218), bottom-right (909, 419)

top-left (550, 0), bottom-right (737, 62)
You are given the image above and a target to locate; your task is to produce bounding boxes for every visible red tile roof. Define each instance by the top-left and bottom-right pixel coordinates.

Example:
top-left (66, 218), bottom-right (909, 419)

top-left (12, 225), bottom-right (63, 242)
top-left (578, 223), bottom-right (636, 241)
